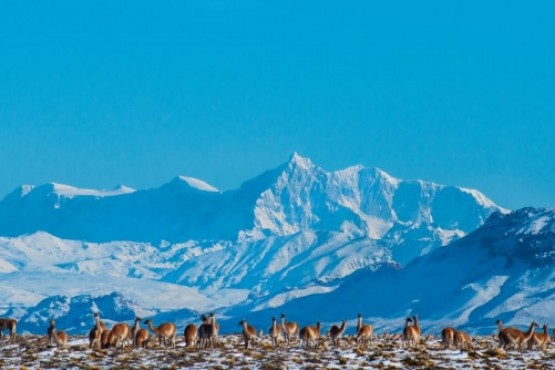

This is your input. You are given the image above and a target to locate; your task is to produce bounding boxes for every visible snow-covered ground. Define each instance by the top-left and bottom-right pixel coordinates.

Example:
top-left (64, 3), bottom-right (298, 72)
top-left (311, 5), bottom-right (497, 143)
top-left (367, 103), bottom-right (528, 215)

top-left (1, 333), bottom-right (553, 369)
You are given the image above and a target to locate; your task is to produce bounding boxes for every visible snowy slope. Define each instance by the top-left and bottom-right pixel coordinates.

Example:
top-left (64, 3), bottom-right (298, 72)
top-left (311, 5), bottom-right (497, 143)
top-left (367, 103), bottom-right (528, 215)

top-left (4, 292), bottom-right (146, 334)
top-left (238, 207), bottom-right (555, 335)
top-left (0, 232), bottom-right (248, 313)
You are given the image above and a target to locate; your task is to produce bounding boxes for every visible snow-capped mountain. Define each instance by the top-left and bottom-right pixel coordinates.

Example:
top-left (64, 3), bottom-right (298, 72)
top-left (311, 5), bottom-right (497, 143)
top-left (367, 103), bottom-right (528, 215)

top-left (0, 154), bottom-right (512, 334)
top-left (239, 207), bottom-right (555, 335)
top-left (0, 154), bottom-right (504, 259)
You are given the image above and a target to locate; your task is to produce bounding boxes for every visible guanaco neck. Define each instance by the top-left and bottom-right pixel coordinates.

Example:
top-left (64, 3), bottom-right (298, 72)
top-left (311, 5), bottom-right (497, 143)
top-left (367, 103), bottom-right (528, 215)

top-left (272, 318), bottom-right (278, 332)
top-left (132, 318), bottom-right (141, 335)
top-left (94, 314), bottom-right (102, 329)
top-left (357, 315), bottom-right (363, 332)
top-left (524, 322), bottom-right (537, 341)
top-left (146, 320), bottom-right (157, 333)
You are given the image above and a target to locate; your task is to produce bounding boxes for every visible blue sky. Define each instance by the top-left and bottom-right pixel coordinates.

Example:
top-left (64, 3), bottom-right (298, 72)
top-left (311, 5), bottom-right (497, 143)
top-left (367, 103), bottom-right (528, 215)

top-left (1, 1), bottom-right (554, 209)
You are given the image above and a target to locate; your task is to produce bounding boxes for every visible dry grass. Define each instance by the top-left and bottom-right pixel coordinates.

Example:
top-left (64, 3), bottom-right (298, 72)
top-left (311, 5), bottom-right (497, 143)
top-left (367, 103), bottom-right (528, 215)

top-left (0, 334), bottom-right (554, 369)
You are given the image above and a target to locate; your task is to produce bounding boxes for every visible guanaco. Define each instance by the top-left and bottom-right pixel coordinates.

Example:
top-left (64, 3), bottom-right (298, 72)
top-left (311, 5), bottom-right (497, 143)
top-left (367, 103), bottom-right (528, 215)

top-left (47, 318), bottom-right (68, 349)
top-left (108, 322), bottom-right (133, 348)
top-left (328, 320), bottom-right (346, 349)
top-left (268, 317), bottom-right (282, 347)
top-left (101, 329), bottom-right (112, 349)
top-left (144, 319), bottom-right (177, 349)
top-left (280, 313), bottom-right (299, 346)
top-left (528, 323), bottom-right (549, 351)
top-left (208, 313), bottom-right (219, 348)
top-left (454, 330), bottom-right (473, 350)
top-left (239, 319), bottom-right (257, 349)
top-left (0, 317), bottom-right (17, 343)
top-left (441, 327), bottom-right (457, 349)
top-left (356, 313), bottom-right (373, 348)
top-left (135, 328), bottom-right (149, 348)
top-left (299, 321), bottom-right (321, 349)
top-left (498, 321), bottom-right (538, 350)
top-left (88, 312), bottom-right (105, 350)
top-left (184, 323), bottom-right (197, 348)
top-left (402, 317), bottom-right (419, 349)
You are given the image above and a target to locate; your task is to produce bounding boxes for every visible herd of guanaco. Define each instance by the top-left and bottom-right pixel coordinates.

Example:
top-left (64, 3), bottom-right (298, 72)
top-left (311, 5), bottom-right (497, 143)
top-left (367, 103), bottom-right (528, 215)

top-left (0, 314), bottom-right (553, 352)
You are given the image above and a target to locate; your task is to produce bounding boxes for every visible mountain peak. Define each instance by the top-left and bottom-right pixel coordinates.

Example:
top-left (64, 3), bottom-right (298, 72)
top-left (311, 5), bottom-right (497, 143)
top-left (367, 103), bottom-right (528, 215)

top-left (287, 152), bottom-right (315, 170)
top-left (171, 176), bottom-right (219, 192)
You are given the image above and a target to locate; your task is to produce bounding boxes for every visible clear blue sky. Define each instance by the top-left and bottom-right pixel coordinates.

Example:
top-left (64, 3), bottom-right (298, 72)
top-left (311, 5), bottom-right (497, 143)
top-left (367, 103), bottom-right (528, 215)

top-left (1, 1), bottom-right (554, 209)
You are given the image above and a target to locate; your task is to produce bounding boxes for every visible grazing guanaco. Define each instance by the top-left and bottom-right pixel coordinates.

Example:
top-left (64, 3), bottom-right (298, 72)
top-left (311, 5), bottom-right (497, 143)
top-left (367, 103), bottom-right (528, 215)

top-left (498, 321), bottom-right (538, 350)
top-left (239, 319), bottom-right (257, 349)
top-left (88, 312), bottom-right (105, 350)
top-left (108, 322), bottom-right (133, 348)
top-left (144, 319), bottom-right (177, 349)
top-left (184, 323), bottom-right (197, 348)
top-left (0, 317), bottom-right (17, 343)
top-left (356, 313), bottom-right (373, 348)
top-left (441, 327), bottom-right (457, 349)
top-left (268, 317), bottom-right (282, 347)
top-left (299, 321), bottom-right (321, 349)
top-left (402, 317), bottom-right (419, 349)
top-left (328, 320), bottom-right (346, 349)
top-left (101, 329), bottom-right (112, 349)
top-left (47, 318), bottom-right (68, 349)
top-left (135, 328), bottom-right (149, 348)
top-left (454, 330), bottom-right (473, 350)
top-left (528, 323), bottom-right (549, 351)
top-left (280, 313), bottom-right (299, 346)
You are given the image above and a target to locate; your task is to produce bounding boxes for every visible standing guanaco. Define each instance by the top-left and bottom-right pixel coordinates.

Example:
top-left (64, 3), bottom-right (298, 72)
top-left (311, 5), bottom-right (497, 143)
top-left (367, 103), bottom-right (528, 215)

top-left (356, 313), bottom-right (373, 348)
top-left (89, 312), bottom-right (105, 350)
top-left (299, 321), bottom-right (321, 349)
top-left (498, 321), bottom-right (538, 350)
top-left (328, 320), bottom-right (346, 349)
top-left (184, 323), bottom-right (197, 348)
top-left (0, 318), bottom-right (17, 343)
top-left (280, 313), bottom-right (299, 346)
top-left (239, 319), bottom-right (257, 349)
top-left (528, 323), bottom-right (549, 351)
top-left (47, 318), bottom-right (68, 349)
top-left (144, 319), bottom-right (177, 349)
top-left (268, 317), bottom-right (282, 347)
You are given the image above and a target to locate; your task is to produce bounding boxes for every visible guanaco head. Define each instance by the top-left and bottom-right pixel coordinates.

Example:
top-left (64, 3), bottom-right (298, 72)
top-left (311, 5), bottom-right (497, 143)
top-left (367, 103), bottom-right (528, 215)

top-left (281, 313), bottom-right (285, 319)
top-left (238, 319), bottom-right (246, 326)
top-left (143, 319), bottom-right (152, 325)
top-left (358, 313), bottom-right (362, 319)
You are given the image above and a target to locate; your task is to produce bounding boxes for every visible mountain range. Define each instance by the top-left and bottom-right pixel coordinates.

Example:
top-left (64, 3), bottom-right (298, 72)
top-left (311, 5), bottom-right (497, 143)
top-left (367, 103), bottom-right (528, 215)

top-left (1, 153), bottom-right (552, 335)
